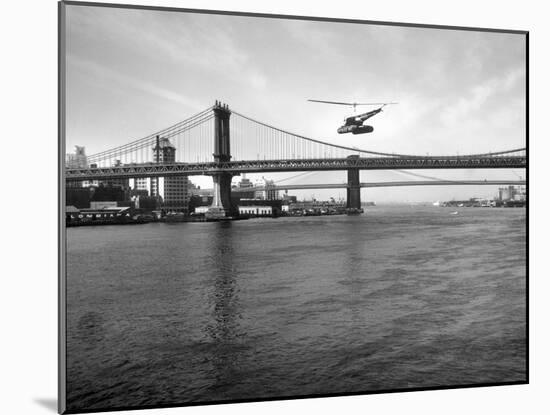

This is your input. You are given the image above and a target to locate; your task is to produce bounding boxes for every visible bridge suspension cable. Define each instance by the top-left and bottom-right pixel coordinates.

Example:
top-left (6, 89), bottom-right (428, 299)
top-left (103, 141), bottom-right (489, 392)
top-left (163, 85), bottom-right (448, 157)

top-left (272, 171), bottom-right (318, 184)
top-left (392, 169), bottom-right (476, 183)
top-left (86, 107), bottom-right (215, 167)
top-left (230, 109), bottom-right (526, 161)
top-left (75, 104), bottom-right (526, 171)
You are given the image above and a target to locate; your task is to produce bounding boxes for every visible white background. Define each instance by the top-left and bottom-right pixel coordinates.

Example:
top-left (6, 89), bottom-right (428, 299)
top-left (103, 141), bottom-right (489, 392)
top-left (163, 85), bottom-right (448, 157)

top-left (0, 0), bottom-right (545, 414)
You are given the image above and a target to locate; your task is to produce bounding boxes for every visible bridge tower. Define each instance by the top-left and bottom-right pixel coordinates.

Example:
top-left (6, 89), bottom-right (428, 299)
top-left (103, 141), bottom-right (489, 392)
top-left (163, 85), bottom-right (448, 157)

top-left (346, 155), bottom-right (361, 210)
top-left (206, 101), bottom-right (238, 219)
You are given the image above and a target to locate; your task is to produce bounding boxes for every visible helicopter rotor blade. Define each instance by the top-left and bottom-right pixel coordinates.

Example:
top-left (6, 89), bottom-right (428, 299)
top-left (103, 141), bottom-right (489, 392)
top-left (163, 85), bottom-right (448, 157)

top-left (308, 99), bottom-right (358, 106)
top-left (308, 99), bottom-right (398, 107)
top-left (354, 102), bottom-right (398, 106)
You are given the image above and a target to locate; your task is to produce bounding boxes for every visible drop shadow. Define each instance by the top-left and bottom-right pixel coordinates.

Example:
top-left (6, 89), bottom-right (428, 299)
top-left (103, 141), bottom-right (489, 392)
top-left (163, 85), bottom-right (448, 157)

top-left (34, 398), bottom-right (57, 412)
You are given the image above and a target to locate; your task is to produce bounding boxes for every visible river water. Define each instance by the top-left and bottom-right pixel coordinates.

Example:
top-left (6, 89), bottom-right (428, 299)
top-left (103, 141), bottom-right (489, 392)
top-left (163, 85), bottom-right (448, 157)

top-left (65, 206), bottom-right (527, 411)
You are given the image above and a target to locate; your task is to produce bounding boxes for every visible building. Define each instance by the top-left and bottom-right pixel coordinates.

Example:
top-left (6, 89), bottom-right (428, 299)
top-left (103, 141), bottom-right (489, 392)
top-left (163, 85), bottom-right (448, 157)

top-left (498, 185), bottom-right (526, 202)
top-left (253, 177), bottom-right (280, 200)
top-left (152, 137), bottom-right (189, 213)
top-left (66, 184), bottom-right (128, 209)
top-left (235, 174), bottom-right (255, 199)
top-left (66, 148), bottom-right (129, 188)
top-left (265, 179), bottom-right (279, 200)
top-left (230, 174), bottom-right (255, 204)
top-left (238, 198), bottom-right (282, 216)
top-left (133, 195), bottom-right (158, 211)
top-left (128, 138), bottom-right (190, 213)
top-left (66, 146), bottom-right (90, 188)
top-left (189, 194), bottom-right (213, 213)
top-left (66, 139), bottom-right (190, 213)
top-left (65, 145), bottom-right (88, 169)
top-left (131, 177), bottom-right (152, 195)
top-left (239, 175), bottom-right (253, 188)
top-left (238, 205), bottom-right (273, 216)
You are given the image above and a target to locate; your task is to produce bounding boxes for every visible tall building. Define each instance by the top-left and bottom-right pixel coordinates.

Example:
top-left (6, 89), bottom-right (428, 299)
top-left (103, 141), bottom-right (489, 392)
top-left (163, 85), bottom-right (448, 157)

top-left (65, 145), bottom-right (88, 168)
top-left (265, 179), bottom-right (279, 200)
top-left (152, 137), bottom-right (189, 213)
top-left (131, 177), bottom-right (152, 195)
top-left (66, 146), bottom-right (92, 188)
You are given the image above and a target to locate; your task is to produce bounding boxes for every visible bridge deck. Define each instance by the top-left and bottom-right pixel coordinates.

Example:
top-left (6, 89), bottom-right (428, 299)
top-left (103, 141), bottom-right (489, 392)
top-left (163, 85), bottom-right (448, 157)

top-left (65, 156), bottom-right (527, 181)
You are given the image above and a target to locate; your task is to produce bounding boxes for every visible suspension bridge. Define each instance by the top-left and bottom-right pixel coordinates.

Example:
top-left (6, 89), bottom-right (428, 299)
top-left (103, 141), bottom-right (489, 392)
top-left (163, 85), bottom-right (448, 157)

top-left (190, 180), bottom-right (526, 196)
top-left (66, 101), bottom-right (527, 217)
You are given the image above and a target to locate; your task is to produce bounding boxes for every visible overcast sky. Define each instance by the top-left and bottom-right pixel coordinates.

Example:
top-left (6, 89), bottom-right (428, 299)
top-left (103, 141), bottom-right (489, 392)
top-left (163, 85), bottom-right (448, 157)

top-left (64, 4), bottom-right (526, 202)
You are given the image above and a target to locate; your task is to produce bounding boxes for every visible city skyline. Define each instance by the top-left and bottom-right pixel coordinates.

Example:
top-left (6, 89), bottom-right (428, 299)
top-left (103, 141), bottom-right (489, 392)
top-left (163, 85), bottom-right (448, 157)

top-left (65, 5), bottom-right (526, 202)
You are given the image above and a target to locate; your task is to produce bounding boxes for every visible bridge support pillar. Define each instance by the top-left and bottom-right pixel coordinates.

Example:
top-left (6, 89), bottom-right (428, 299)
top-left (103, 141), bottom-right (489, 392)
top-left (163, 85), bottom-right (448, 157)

top-left (207, 172), bottom-right (237, 219)
top-left (206, 101), bottom-right (237, 219)
top-left (346, 155), bottom-right (361, 210)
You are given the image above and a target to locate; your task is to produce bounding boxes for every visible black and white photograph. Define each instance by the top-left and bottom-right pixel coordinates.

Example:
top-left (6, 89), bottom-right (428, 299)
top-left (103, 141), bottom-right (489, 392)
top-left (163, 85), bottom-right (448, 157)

top-left (58, 1), bottom-right (527, 413)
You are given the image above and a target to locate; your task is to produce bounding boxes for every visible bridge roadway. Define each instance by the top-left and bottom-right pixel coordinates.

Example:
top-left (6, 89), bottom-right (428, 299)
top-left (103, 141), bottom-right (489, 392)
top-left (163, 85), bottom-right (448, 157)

top-left (190, 180), bottom-right (526, 195)
top-left (65, 155), bottom-right (527, 181)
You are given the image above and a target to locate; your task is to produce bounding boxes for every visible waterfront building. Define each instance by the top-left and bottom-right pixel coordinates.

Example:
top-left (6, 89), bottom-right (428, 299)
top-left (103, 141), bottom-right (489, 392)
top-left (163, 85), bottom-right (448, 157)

top-left (238, 205), bottom-right (273, 216)
top-left (288, 199), bottom-right (346, 212)
top-left (238, 198), bottom-right (282, 215)
top-left (66, 184), bottom-right (128, 209)
top-left (497, 185), bottom-right (527, 202)
top-left (133, 195), bottom-right (158, 211)
top-left (189, 195), bottom-right (213, 213)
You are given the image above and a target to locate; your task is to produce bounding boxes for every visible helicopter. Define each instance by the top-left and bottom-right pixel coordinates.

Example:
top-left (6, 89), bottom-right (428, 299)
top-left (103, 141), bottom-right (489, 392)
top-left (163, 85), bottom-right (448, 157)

top-left (308, 99), bottom-right (398, 135)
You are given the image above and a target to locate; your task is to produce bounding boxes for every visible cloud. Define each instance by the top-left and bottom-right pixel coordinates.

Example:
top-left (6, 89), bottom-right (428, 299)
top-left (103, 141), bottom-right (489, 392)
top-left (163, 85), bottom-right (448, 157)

top-left (67, 7), bottom-right (271, 94)
top-left (440, 67), bottom-right (525, 126)
top-left (67, 54), bottom-right (205, 111)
